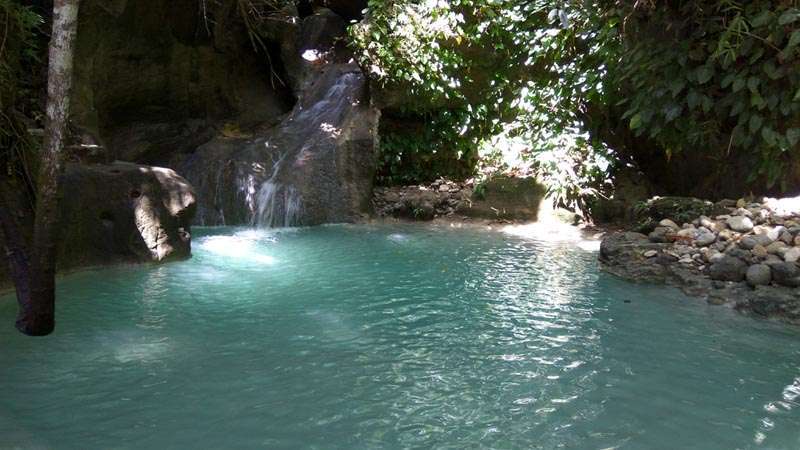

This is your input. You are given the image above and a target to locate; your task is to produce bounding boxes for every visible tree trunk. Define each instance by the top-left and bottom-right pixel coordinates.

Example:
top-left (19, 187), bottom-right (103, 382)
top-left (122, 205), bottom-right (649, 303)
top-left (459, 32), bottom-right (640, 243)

top-left (13, 0), bottom-right (80, 336)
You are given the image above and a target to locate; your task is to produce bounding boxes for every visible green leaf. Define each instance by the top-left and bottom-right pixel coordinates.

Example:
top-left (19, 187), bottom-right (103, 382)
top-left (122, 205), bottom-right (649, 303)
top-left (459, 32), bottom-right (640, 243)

top-left (695, 66), bottom-right (714, 84)
top-left (733, 77), bottom-right (746, 92)
top-left (762, 126), bottom-right (778, 146)
top-left (701, 96), bottom-right (713, 114)
top-left (629, 113), bottom-right (643, 130)
top-left (669, 79), bottom-right (686, 97)
top-left (751, 10), bottom-right (772, 27)
top-left (787, 128), bottom-right (800, 146)
top-left (721, 73), bottom-right (736, 88)
top-left (779, 9), bottom-right (800, 25)
top-left (763, 62), bottom-right (782, 80)
top-left (787, 30), bottom-right (800, 49)
top-left (749, 114), bottom-right (763, 134)
top-left (747, 76), bottom-right (760, 94)
top-left (664, 104), bottom-right (682, 122)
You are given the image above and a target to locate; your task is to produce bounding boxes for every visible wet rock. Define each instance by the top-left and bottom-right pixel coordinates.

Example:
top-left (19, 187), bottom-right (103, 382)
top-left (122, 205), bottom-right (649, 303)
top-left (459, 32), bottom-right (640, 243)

top-left (746, 264), bottom-right (772, 287)
top-left (180, 63), bottom-right (378, 226)
top-left (708, 256), bottom-right (748, 282)
top-left (727, 216), bottom-right (754, 232)
top-left (770, 262), bottom-right (800, 288)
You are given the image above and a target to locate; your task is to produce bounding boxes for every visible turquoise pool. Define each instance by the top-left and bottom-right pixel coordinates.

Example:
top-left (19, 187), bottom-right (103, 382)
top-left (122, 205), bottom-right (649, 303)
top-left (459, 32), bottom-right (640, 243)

top-left (1, 224), bottom-right (798, 449)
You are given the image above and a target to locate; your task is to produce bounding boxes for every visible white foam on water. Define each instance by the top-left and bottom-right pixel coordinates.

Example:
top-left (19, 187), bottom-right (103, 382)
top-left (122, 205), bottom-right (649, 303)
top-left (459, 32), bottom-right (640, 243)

top-left (197, 235), bottom-right (276, 265)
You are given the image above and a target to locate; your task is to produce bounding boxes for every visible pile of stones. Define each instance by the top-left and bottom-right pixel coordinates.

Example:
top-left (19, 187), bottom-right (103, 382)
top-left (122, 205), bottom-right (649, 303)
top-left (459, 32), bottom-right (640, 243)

top-left (372, 179), bottom-right (471, 220)
top-left (600, 196), bottom-right (800, 324)
top-left (644, 198), bottom-right (800, 288)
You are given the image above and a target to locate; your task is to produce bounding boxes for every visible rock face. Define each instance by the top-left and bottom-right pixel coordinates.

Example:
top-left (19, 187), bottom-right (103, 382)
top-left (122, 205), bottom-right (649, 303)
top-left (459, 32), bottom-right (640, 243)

top-left (175, 8), bottom-right (378, 227)
top-left (178, 63), bottom-right (377, 226)
top-left (1, 162), bottom-right (196, 289)
top-left (71, 0), bottom-right (292, 165)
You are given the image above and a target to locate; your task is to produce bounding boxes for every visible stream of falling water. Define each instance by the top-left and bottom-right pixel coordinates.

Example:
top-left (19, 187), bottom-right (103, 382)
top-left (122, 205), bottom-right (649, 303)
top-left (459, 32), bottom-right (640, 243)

top-left (252, 152), bottom-right (302, 228)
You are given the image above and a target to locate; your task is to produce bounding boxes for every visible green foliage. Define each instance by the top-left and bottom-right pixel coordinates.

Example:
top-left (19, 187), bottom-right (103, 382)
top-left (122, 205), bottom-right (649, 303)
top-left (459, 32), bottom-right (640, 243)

top-left (355, 0), bottom-right (800, 205)
top-left (352, 0), bottom-right (541, 186)
top-left (353, 0), bottom-right (617, 204)
top-left (377, 110), bottom-right (478, 185)
top-left (610, 0), bottom-right (800, 190)
top-left (0, 0), bottom-right (43, 185)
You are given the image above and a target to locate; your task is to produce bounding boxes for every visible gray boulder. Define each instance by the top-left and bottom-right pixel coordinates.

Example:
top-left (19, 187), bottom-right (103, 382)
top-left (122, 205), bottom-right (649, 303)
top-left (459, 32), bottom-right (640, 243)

top-left (770, 262), bottom-right (800, 288)
top-left (740, 234), bottom-right (772, 250)
top-left (59, 162), bottom-right (196, 266)
top-left (695, 230), bottom-right (716, 247)
top-left (727, 216), bottom-right (754, 232)
top-left (2, 161), bottom-right (197, 289)
top-left (708, 256), bottom-right (748, 282)
top-left (746, 264), bottom-right (772, 287)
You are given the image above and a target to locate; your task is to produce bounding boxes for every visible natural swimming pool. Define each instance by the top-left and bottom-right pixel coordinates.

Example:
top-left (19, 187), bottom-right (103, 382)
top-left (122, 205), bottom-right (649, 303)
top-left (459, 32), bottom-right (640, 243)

top-left (1, 224), bottom-right (799, 449)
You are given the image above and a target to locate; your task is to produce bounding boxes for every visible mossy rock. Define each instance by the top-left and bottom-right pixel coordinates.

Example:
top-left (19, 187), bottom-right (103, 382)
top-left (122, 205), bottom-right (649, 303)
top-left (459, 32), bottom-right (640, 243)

top-left (458, 176), bottom-right (546, 221)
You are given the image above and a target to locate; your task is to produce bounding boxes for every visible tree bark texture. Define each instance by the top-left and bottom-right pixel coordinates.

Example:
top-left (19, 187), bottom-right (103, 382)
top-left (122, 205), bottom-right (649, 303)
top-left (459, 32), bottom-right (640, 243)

top-left (15, 0), bottom-right (80, 336)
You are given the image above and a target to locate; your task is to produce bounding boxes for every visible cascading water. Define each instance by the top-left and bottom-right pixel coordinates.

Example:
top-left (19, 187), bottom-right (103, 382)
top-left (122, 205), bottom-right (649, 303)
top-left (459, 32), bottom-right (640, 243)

top-left (177, 63), bottom-right (376, 228)
top-left (252, 153), bottom-right (302, 228)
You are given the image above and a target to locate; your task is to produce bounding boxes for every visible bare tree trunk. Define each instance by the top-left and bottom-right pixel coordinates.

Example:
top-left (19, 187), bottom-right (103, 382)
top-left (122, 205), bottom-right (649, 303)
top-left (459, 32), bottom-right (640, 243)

top-left (14, 0), bottom-right (80, 336)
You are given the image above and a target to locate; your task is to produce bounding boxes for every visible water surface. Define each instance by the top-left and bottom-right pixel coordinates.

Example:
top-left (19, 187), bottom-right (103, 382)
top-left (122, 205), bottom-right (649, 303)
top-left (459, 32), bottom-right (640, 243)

top-left (1, 224), bottom-right (799, 449)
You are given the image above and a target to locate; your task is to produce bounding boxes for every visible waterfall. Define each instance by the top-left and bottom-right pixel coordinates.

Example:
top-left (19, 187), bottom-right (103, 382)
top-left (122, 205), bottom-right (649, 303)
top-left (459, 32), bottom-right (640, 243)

top-left (252, 153), bottom-right (302, 228)
top-left (178, 64), bottom-right (376, 228)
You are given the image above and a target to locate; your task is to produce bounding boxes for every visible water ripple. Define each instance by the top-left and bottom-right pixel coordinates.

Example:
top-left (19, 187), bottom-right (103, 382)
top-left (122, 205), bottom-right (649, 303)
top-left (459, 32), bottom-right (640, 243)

top-left (0, 224), bottom-right (798, 449)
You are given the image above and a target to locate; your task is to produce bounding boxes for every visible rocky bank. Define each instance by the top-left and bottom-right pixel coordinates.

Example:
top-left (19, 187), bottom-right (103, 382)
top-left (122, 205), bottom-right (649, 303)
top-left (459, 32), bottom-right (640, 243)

top-left (600, 196), bottom-right (800, 324)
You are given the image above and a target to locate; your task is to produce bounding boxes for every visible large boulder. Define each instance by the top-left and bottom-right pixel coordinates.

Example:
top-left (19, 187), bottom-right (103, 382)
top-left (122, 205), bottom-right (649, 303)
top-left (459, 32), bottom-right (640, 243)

top-left (457, 176), bottom-right (547, 221)
top-left (1, 162), bottom-right (196, 289)
top-left (57, 162), bottom-right (196, 268)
